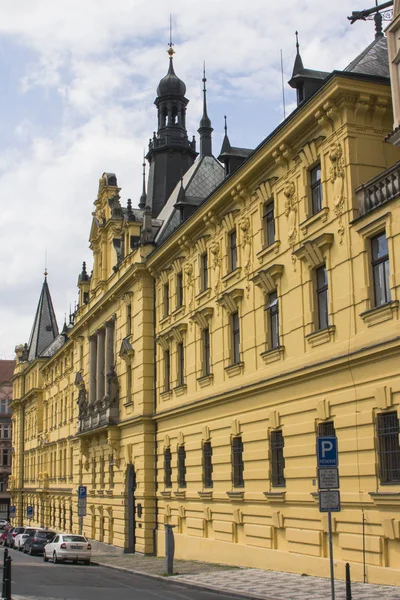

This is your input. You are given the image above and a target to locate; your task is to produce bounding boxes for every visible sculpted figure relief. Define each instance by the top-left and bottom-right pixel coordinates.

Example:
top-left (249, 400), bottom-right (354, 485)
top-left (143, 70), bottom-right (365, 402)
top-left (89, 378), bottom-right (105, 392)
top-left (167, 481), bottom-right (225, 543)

top-left (329, 141), bottom-right (346, 242)
top-left (283, 180), bottom-right (297, 248)
top-left (184, 263), bottom-right (195, 309)
top-left (210, 241), bottom-right (221, 294)
top-left (240, 217), bottom-right (252, 274)
top-left (106, 366), bottom-right (119, 404)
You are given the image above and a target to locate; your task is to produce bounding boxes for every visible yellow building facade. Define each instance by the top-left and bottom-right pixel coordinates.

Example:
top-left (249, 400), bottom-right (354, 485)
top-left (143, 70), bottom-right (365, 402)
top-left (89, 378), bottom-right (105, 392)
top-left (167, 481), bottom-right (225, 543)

top-left (10, 32), bottom-right (400, 585)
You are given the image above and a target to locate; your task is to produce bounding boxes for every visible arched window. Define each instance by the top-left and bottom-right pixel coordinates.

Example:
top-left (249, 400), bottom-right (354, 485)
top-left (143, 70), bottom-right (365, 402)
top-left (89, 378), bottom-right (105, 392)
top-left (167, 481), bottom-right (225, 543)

top-left (171, 106), bottom-right (178, 125)
top-left (161, 106), bottom-right (168, 127)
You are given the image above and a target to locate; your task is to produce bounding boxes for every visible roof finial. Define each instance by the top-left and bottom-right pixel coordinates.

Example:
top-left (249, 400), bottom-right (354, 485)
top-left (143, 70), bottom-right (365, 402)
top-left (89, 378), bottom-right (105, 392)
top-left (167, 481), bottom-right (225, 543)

top-left (168, 14), bottom-right (175, 57)
top-left (224, 115), bottom-right (228, 136)
top-left (374, 11), bottom-right (383, 38)
top-left (295, 31), bottom-right (299, 55)
top-left (139, 151), bottom-right (147, 209)
top-left (44, 249), bottom-right (48, 280)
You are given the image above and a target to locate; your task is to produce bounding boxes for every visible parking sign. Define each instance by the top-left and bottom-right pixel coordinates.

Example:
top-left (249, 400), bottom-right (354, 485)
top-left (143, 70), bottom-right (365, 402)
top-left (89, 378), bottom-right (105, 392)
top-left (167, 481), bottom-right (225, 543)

top-left (317, 436), bottom-right (338, 467)
top-left (26, 505), bottom-right (33, 519)
top-left (9, 506), bottom-right (15, 518)
top-left (78, 486), bottom-right (87, 499)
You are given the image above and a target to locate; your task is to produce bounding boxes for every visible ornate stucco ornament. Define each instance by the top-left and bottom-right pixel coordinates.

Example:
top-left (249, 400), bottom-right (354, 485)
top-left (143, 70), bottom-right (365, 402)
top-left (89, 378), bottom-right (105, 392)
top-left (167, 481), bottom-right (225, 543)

top-left (184, 262), bottom-right (195, 311)
top-left (329, 141), bottom-right (346, 243)
top-left (283, 180), bottom-right (297, 269)
top-left (240, 217), bottom-right (252, 297)
top-left (210, 241), bottom-right (221, 296)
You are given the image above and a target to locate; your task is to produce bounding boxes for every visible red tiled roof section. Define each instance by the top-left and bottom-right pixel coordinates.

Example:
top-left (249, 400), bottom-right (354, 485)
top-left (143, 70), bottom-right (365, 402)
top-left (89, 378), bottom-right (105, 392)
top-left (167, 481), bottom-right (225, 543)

top-left (0, 360), bottom-right (15, 383)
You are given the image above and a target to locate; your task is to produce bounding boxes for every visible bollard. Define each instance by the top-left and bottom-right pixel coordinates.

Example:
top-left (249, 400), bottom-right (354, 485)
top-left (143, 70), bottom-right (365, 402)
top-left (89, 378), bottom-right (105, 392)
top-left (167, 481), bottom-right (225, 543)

top-left (164, 524), bottom-right (175, 576)
top-left (2, 552), bottom-right (11, 600)
top-left (2, 548), bottom-right (8, 599)
top-left (345, 562), bottom-right (352, 600)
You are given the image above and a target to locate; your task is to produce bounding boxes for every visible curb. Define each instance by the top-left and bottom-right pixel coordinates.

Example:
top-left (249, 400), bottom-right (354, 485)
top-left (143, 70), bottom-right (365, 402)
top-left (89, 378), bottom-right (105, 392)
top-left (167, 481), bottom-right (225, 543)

top-left (93, 560), bottom-right (277, 600)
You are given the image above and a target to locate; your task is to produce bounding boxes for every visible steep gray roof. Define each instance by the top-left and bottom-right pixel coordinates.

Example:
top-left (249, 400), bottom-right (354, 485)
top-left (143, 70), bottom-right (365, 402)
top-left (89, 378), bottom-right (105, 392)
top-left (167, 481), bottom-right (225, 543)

top-left (40, 332), bottom-right (68, 358)
top-left (155, 155), bottom-right (225, 244)
top-left (27, 277), bottom-right (59, 362)
top-left (344, 35), bottom-right (389, 78)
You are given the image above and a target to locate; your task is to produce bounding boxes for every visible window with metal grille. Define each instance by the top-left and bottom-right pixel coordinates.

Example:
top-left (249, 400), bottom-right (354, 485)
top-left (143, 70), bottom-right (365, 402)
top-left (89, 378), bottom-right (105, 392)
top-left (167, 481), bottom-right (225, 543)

top-left (232, 436), bottom-right (244, 487)
top-left (371, 232), bottom-right (391, 307)
top-left (163, 282), bottom-right (169, 317)
top-left (316, 264), bottom-right (329, 330)
top-left (310, 164), bottom-right (322, 214)
top-left (177, 342), bottom-right (185, 387)
top-left (263, 201), bottom-right (275, 247)
top-left (201, 253), bottom-right (209, 291)
top-left (164, 349), bottom-right (170, 391)
top-left (318, 421), bottom-right (336, 437)
top-left (177, 445), bottom-right (186, 488)
top-left (229, 229), bottom-right (238, 271)
top-left (232, 311), bottom-right (240, 364)
top-left (377, 412), bottom-right (400, 484)
top-left (177, 272), bottom-right (183, 308)
top-left (203, 442), bottom-right (213, 488)
top-left (164, 448), bottom-right (172, 488)
top-left (270, 430), bottom-right (285, 487)
top-left (203, 327), bottom-right (211, 376)
top-left (265, 291), bottom-right (279, 349)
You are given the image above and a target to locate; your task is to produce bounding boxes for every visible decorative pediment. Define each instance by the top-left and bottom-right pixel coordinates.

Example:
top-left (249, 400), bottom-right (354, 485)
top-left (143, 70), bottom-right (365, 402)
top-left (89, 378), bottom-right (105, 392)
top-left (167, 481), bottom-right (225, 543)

top-left (220, 209), bottom-right (240, 231)
top-left (255, 177), bottom-right (278, 203)
top-left (293, 233), bottom-right (334, 269)
top-left (119, 337), bottom-right (134, 361)
top-left (251, 265), bottom-right (284, 294)
top-left (120, 292), bottom-right (133, 305)
top-left (156, 334), bottom-right (170, 351)
top-left (171, 257), bottom-right (185, 274)
top-left (216, 288), bottom-right (244, 314)
top-left (170, 323), bottom-right (188, 344)
top-left (194, 235), bottom-right (210, 255)
top-left (190, 307), bottom-right (214, 330)
top-left (159, 270), bottom-right (170, 285)
top-left (298, 137), bottom-right (325, 167)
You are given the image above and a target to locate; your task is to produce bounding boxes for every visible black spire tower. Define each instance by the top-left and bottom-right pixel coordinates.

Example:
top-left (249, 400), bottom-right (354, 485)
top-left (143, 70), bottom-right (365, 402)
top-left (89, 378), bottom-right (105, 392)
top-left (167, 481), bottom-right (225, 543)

top-left (145, 39), bottom-right (197, 218)
top-left (198, 62), bottom-right (213, 157)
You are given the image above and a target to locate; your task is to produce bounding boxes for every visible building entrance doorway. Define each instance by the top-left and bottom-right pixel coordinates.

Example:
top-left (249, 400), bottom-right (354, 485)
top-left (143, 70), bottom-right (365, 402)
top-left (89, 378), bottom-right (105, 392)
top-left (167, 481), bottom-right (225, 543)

top-left (126, 464), bottom-right (136, 553)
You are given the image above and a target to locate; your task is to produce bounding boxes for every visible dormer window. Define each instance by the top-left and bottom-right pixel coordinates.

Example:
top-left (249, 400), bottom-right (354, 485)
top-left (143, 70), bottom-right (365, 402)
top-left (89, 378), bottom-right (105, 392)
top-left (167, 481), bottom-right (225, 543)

top-left (297, 83), bottom-right (304, 105)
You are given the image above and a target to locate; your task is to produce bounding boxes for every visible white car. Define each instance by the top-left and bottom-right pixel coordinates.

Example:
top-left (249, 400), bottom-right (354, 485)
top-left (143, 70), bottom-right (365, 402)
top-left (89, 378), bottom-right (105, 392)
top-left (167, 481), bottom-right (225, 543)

top-left (14, 528), bottom-right (36, 550)
top-left (43, 534), bottom-right (91, 564)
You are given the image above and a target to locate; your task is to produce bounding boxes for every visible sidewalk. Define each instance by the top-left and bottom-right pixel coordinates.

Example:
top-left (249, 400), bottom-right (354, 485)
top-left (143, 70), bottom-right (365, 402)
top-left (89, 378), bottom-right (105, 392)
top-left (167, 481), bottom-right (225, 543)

top-left (93, 551), bottom-right (400, 600)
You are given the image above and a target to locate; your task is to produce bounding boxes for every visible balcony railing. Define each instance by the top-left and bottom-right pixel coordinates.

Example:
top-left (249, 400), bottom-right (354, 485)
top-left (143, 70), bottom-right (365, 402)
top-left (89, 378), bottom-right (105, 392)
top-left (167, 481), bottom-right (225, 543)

top-left (356, 161), bottom-right (400, 216)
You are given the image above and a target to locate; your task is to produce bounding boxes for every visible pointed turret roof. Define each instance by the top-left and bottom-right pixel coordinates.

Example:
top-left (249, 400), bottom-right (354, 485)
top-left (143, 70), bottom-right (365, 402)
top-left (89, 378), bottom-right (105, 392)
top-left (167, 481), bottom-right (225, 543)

top-left (291, 31), bottom-right (304, 77)
top-left (27, 272), bottom-right (59, 362)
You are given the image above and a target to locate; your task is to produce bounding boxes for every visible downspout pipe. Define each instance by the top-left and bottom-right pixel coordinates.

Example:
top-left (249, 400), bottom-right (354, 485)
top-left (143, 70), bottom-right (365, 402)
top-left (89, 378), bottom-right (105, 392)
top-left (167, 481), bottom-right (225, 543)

top-left (152, 277), bottom-right (158, 556)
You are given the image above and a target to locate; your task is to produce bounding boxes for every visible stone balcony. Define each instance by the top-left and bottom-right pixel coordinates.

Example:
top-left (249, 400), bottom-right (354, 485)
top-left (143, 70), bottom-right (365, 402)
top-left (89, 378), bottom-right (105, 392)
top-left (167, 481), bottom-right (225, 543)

top-left (78, 397), bottom-right (119, 433)
top-left (356, 161), bottom-right (400, 217)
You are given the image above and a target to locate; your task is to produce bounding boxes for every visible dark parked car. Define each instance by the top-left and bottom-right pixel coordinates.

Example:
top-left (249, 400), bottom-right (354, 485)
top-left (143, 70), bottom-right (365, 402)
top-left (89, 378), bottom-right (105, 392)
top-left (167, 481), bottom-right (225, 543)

top-left (5, 527), bottom-right (24, 548)
top-left (24, 530), bottom-right (56, 555)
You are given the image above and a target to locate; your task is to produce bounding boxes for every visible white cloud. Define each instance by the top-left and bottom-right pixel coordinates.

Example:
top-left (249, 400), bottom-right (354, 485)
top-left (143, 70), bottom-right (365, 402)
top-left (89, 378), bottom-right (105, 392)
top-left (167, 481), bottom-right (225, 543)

top-left (0, 0), bottom-right (382, 355)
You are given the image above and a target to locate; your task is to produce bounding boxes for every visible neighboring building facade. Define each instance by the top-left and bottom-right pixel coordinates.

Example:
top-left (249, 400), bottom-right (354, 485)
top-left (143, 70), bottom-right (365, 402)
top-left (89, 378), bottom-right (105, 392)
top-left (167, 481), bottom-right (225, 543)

top-left (10, 30), bottom-right (400, 586)
top-left (0, 360), bottom-right (15, 518)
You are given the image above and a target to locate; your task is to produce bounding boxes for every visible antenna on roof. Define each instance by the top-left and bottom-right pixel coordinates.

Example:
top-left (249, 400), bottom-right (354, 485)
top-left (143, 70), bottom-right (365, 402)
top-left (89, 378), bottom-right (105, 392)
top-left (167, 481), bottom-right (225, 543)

top-left (280, 49), bottom-right (286, 120)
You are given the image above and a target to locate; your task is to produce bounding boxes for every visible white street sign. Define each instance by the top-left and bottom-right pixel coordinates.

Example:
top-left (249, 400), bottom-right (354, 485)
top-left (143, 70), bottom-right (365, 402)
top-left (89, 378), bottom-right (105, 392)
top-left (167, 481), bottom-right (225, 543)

top-left (318, 468), bottom-right (339, 490)
top-left (319, 490), bottom-right (341, 512)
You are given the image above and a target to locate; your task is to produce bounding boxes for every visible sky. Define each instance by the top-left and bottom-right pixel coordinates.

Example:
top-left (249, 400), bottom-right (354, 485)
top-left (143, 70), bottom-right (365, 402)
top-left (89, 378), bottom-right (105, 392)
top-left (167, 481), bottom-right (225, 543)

top-left (0, 0), bottom-right (382, 358)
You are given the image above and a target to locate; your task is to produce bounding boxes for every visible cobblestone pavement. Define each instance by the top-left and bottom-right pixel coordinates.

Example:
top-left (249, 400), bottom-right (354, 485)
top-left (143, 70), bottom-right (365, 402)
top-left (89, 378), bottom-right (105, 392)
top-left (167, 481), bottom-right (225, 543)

top-left (94, 553), bottom-right (400, 600)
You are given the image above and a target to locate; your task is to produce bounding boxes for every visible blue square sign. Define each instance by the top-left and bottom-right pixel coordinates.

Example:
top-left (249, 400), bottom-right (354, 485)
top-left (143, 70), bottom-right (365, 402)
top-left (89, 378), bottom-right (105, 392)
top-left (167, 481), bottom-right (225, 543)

top-left (317, 436), bottom-right (338, 467)
top-left (78, 486), bottom-right (87, 499)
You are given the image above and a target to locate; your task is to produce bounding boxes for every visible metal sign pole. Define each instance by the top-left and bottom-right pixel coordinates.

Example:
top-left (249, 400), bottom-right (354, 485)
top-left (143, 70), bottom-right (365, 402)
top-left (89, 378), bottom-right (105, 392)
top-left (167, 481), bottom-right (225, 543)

top-left (328, 510), bottom-right (335, 600)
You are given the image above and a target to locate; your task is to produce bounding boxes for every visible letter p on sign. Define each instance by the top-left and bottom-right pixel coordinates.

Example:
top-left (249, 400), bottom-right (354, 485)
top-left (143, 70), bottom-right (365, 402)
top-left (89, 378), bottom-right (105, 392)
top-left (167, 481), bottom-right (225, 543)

top-left (317, 436), bottom-right (338, 467)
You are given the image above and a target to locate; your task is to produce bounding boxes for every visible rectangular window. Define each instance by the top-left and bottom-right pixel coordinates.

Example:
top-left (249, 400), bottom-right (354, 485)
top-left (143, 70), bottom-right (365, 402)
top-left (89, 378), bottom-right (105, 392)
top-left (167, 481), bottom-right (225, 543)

top-left (164, 448), bottom-right (172, 488)
top-left (371, 232), bottom-right (391, 307)
top-left (263, 201), bottom-right (275, 247)
top-left (126, 303), bottom-right (132, 336)
top-left (318, 421), bottom-right (336, 437)
top-left (203, 442), bottom-right (213, 488)
top-left (201, 253), bottom-right (209, 291)
top-left (270, 430), bottom-right (285, 487)
top-left (164, 349), bottom-right (170, 392)
top-left (265, 291), bottom-right (279, 349)
top-left (163, 283), bottom-right (169, 318)
top-left (177, 272), bottom-right (184, 308)
top-left (2, 450), bottom-right (9, 468)
top-left (177, 342), bottom-right (185, 387)
top-left (229, 229), bottom-right (238, 271)
top-left (232, 311), bottom-right (240, 364)
top-left (126, 363), bottom-right (132, 404)
top-left (377, 412), bottom-right (400, 484)
top-left (316, 265), bottom-right (329, 330)
top-left (177, 445), bottom-right (186, 488)
top-left (310, 164), bottom-right (322, 214)
top-left (203, 327), bottom-right (211, 376)
top-left (232, 436), bottom-right (244, 487)
top-left (0, 400), bottom-right (6, 414)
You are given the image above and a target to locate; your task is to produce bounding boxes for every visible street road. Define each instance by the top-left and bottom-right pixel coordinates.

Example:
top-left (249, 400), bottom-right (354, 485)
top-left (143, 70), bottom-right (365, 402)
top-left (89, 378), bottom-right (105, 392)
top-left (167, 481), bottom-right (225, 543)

top-left (4, 547), bottom-right (238, 600)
